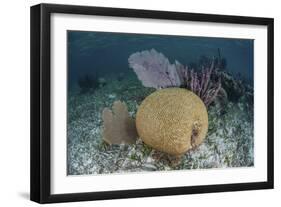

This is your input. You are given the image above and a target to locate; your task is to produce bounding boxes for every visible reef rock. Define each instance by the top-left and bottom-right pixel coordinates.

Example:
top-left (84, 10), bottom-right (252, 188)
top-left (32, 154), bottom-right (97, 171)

top-left (136, 88), bottom-right (208, 156)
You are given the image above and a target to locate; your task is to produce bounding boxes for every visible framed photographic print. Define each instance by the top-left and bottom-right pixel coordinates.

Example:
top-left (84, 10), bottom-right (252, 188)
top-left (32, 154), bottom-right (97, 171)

top-left (30, 3), bottom-right (274, 203)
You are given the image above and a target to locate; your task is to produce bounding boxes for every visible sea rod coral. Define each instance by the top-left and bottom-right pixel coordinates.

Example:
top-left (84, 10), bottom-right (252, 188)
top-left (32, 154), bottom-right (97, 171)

top-left (177, 61), bottom-right (223, 107)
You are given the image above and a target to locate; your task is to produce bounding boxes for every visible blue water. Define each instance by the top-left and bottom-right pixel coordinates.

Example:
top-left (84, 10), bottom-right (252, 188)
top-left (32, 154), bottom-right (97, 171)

top-left (67, 31), bottom-right (253, 89)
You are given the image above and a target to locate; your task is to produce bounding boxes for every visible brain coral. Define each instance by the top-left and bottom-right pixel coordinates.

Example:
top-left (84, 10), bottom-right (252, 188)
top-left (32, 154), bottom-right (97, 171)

top-left (136, 88), bottom-right (208, 156)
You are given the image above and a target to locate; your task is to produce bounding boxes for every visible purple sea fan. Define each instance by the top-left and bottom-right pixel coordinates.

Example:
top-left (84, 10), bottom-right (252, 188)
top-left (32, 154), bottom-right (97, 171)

top-left (128, 49), bottom-right (182, 89)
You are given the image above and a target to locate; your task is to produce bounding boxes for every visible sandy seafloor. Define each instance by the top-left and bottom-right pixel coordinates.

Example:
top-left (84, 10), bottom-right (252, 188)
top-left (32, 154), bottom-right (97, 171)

top-left (67, 72), bottom-right (254, 175)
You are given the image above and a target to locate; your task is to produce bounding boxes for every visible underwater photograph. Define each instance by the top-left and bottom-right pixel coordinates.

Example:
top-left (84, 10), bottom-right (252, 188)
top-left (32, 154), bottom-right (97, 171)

top-left (67, 31), bottom-right (254, 175)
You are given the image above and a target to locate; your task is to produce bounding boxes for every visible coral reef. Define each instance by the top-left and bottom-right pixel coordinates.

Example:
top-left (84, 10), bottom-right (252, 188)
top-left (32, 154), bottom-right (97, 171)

top-left (219, 71), bottom-right (252, 102)
top-left (67, 73), bottom-right (253, 175)
top-left (102, 100), bottom-right (138, 144)
top-left (128, 49), bottom-right (182, 89)
top-left (136, 88), bottom-right (208, 156)
top-left (128, 49), bottom-right (224, 107)
top-left (77, 74), bottom-right (99, 93)
top-left (98, 77), bottom-right (107, 87)
top-left (117, 72), bottom-right (125, 81)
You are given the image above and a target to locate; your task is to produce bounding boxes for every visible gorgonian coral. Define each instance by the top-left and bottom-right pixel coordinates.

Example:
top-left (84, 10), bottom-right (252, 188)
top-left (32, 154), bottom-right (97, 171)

top-left (128, 49), bottom-right (225, 107)
top-left (102, 101), bottom-right (138, 144)
top-left (176, 61), bottom-right (223, 107)
top-left (128, 49), bottom-right (182, 89)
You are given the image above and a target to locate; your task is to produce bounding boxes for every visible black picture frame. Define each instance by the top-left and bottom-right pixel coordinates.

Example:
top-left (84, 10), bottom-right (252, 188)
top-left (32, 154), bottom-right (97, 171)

top-left (30, 3), bottom-right (274, 204)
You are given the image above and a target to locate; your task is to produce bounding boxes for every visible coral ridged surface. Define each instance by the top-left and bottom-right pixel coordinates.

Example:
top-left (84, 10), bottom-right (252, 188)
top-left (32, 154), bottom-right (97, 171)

top-left (136, 88), bottom-right (208, 156)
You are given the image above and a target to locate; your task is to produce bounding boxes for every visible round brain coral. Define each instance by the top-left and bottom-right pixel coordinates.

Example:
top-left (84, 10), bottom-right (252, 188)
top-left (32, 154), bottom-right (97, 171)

top-left (136, 88), bottom-right (208, 156)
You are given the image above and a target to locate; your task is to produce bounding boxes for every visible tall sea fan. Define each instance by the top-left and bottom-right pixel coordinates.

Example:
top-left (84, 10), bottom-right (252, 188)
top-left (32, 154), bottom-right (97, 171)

top-left (128, 49), bottom-right (182, 89)
top-left (128, 49), bottom-right (225, 107)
